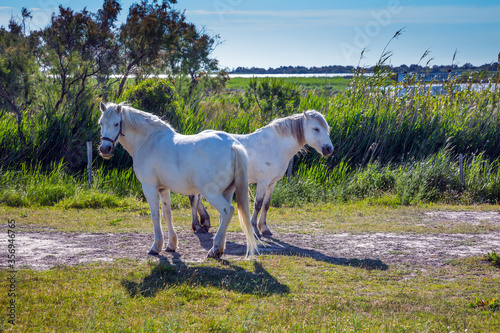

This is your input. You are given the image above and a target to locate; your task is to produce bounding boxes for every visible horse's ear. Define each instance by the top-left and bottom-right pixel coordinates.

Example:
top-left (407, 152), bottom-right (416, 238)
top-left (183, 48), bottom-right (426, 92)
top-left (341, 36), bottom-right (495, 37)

top-left (303, 110), bottom-right (310, 120)
top-left (99, 101), bottom-right (106, 113)
top-left (116, 104), bottom-right (122, 114)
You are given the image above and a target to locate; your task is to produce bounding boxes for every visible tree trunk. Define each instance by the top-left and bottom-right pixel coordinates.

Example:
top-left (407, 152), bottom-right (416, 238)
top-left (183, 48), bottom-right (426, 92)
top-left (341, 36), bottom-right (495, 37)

top-left (0, 82), bottom-right (26, 144)
top-left (117, 57), bottom-right (143, 98)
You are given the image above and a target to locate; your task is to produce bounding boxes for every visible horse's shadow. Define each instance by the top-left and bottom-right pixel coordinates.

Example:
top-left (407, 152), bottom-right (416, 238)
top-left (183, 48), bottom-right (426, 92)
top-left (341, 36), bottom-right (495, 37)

top-left (194, 231), bottom-right (251, 256)
top-left (194, 232), bottom-right (388, 271)
top-left (194, 231), bottom-right (216, 251)
top-left (260, 236), bottom-right (388, 271)
top-left (121, 253), bottom-right (289, 298)
top-left (121, 232), bottom-right (387, 298)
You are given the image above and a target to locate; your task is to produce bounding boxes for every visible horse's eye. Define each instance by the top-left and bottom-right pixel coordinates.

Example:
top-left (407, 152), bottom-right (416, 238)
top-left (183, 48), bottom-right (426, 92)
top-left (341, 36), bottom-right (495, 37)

top-left (313, 128), bottom-right (320, 132)
top-left (115, 123), bottom-right (119, 127)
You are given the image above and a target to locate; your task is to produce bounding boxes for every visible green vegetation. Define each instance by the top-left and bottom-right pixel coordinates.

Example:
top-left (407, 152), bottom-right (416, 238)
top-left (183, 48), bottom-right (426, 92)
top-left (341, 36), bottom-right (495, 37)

top-left (226, 76), bottom-right (351, 93)
top-left (3, 147), bottom-right (500, 208)
top-left (0, 255), bottom-right (498, 332)
top-left (485, 250), bottom-right (500, 268)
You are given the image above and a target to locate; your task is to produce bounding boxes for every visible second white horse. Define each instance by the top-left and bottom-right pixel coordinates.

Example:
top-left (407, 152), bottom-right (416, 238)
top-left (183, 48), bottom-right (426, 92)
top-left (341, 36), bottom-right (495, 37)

top-left (190, 110), bottom-right (334, 237)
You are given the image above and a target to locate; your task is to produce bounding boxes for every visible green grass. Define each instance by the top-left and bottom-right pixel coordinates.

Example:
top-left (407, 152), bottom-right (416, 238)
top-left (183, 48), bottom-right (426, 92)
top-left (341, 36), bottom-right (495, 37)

top-left (225, 76), bottom-right (351, 93)
top-left (3, 147), bottom-right (500, 212)
top-left (2, 72), bottom-right (500, 195)
top-left (0, 255), bottom-right (498, 332)
top-left (1, 201), bottom-right (499, 331)
top-left (484, 250), bottom-right (500, 268)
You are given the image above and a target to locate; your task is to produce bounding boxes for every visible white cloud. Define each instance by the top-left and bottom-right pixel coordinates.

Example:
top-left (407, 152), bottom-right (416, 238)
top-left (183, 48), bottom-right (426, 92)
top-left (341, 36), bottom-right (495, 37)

top-left (187, 6), bottom-right (500, 26)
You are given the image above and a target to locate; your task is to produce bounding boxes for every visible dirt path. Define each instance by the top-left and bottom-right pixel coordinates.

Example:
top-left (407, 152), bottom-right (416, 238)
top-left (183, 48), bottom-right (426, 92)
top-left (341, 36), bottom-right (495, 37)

top-left (2, 217), bottom-right (499, 270)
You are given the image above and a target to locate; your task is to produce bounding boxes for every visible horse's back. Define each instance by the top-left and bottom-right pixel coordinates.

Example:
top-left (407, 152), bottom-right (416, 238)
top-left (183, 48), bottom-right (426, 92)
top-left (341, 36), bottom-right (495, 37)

top-left (137, 130), bottom-right (242, 196)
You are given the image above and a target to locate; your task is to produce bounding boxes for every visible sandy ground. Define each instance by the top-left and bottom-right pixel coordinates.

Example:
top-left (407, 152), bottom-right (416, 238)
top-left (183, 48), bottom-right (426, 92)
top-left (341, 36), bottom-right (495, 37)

top-left (1, 210), bottom-right (499, 270)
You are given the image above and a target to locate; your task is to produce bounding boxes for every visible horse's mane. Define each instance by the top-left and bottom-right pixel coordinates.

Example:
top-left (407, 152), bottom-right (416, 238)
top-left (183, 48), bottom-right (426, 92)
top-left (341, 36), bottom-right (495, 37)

top-left (107, 102), bottom-right (175, 133)
top-left (265, 110), bottom-right (330, 146)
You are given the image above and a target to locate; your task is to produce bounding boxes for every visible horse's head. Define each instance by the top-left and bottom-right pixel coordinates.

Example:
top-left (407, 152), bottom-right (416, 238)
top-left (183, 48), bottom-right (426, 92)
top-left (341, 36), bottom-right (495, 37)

top-left (302, 110), bottom-right (334, 157)
top-left (98, 102), bottom-right (124, 159)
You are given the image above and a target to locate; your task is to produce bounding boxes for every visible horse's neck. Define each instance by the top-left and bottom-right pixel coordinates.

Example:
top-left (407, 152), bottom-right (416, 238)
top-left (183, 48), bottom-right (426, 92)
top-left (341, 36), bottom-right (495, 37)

top-left (118, 131), bottom-right (141, 157)
top-left (249, 127), bottom-right (304, 160)
top-left (118, 122), bottom-right (173, 158)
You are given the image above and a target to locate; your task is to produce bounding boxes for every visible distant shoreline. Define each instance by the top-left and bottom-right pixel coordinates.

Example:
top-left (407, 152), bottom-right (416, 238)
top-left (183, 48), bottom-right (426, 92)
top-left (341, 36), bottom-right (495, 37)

top-left (227, 73), bottom-right (358, 78)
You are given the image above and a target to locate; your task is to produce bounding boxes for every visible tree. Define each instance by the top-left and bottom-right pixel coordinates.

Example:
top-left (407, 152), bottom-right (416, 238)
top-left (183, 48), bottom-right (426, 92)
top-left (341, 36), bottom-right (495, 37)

top-left (0, 9), bottom-right (39, 144)
top-left (116, 0), bottom-right (180, 97)
top-left (173, 23), bottom-right (221, 93)
top-left (41, 1), bottom-right (121, 111)
top-left (92, 0), bottom-right (122, 99)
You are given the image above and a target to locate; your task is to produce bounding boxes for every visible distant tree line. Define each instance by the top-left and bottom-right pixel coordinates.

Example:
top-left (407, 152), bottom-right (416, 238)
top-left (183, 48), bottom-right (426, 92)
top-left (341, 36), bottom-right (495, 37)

top-left (230, 63), bottom-right (499, 75)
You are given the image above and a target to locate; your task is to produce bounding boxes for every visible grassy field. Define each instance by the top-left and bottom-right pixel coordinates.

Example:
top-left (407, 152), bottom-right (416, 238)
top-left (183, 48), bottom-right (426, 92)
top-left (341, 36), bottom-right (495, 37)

top-left (1, 255), bottom-right (499, 332)
top-left (2, 202), bottom-right (500, 235)
top-left (225, 76), bottom-right (351, 93)
top-left (1, 203), bottom-right (499, 332)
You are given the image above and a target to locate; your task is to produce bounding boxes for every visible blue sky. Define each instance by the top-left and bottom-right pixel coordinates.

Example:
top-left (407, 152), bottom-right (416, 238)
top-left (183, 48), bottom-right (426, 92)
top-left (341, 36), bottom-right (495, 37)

top-left (1, 0), bottom-right (499, 69)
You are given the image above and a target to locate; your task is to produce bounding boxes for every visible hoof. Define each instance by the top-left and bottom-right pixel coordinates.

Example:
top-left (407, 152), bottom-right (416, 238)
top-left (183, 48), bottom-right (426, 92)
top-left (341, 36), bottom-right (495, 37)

top-left (195, 224), bottom-right (207, 233)
top-left (252, 226), bottom-right (262, 238)
top-left (202, 224), bottom-right (211, 233)
top-left (147, 249), bottom-right (159, 255)
top-left (261, 229), bottom-right (273, 237)
top-left (207, 248), bottom-right (223, 259)
top-left (165, 247), bottom-right (176, 253)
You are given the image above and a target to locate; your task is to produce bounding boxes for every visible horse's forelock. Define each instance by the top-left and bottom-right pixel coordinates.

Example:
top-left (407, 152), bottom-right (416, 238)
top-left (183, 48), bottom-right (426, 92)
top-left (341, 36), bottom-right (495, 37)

top-left (270, 111), bottom-right (329, 146)
top-left (305, 110), bottom-right (330, 133)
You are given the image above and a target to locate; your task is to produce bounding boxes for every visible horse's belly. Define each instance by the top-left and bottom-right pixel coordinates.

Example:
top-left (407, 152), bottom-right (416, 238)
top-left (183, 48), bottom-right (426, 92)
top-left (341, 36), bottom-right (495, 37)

top-left (160, 177), bottom-right (199, 196)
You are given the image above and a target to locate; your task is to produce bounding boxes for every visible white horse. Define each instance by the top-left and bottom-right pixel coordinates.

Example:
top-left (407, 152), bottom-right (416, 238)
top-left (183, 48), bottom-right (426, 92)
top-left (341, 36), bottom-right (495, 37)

top-left (98, 102), bottom-right (257, 259)
top-left (190, 110), bottom-right (334, 237)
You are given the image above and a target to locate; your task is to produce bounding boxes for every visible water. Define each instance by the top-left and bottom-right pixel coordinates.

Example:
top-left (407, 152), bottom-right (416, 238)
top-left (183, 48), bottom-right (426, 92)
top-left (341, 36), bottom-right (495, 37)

top-left (226, 73), bottom-right (355, 78)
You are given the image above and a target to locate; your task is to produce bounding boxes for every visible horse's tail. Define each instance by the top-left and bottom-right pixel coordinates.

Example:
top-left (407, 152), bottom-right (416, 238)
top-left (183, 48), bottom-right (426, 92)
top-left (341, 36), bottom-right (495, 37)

top-left (232, 143), bottom-right (258, 258)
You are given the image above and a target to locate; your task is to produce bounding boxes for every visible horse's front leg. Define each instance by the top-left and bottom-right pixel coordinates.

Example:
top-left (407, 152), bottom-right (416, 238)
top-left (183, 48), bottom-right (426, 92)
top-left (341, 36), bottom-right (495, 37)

top-left (142, 184), bottom-right (163, 255)
top-left (258, 181), bottom-right (277, 236)
top-left (160, 189), bottom-right (178, 252)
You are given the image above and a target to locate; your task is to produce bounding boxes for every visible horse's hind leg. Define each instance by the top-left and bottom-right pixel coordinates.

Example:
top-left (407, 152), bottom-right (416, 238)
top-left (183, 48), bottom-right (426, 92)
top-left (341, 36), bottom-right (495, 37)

top-left (197, 196), bottom-right (211, 232)
top-left (189, 195), bottom-right (205, 233)
top-left (258, 181), bottom-right (277, 236)
top-left (142, 184), bottom-right (164, 255)
top-left (160, 189), bottom-right (178, 252)
top-left (203, 194), bottom-right (234, 259)
top-left (251, 182), bottom-right (269, 238)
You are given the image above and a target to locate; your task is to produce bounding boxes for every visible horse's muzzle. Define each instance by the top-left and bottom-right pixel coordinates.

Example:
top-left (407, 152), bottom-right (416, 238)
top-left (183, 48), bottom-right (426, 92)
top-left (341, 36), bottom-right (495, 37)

top-left (99, 143), bottom-right (113, 158)
top-left (322, 145), bottom-right (334, 157)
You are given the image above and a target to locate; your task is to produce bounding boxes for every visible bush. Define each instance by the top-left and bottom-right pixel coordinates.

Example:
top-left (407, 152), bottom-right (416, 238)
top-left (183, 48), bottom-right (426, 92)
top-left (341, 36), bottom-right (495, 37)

top-left (121, 78), bottom-right (183, 127)
top-left (243, 77), bottom-right (301, 121)
top-left (484, 250), bottom-right (500, 268)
